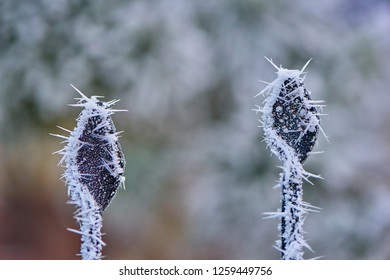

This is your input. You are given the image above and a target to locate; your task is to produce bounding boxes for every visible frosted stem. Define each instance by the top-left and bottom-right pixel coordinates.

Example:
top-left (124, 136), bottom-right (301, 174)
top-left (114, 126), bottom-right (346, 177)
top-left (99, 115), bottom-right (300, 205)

top-left (71, 187), bottom-right (105, 260)
top-left (279, 156), bottom-right (305, 260)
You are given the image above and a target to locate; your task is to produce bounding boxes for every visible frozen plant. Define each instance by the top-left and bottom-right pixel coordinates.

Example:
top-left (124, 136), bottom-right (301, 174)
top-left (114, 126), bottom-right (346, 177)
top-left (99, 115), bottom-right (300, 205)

top-left (254, 58), bottom-right (327, 260)
top-left (51, 85), bottom-right (126, 260)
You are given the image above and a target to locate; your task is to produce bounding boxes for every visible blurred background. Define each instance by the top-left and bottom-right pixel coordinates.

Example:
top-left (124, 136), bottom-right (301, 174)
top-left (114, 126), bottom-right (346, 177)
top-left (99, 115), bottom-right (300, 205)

top-left (1, 0), bottom-right (390, 260)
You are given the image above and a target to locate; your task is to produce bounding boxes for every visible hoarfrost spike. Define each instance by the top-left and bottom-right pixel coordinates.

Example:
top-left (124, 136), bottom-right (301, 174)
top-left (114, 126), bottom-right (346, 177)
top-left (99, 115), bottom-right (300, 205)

top-left (52, 85), bottom-right (126, 260)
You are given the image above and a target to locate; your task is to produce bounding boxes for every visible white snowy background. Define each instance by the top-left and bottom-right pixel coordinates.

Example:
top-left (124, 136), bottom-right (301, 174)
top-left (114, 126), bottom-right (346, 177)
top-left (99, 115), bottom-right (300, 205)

top-left (0, 0), bottom-right (390, 259)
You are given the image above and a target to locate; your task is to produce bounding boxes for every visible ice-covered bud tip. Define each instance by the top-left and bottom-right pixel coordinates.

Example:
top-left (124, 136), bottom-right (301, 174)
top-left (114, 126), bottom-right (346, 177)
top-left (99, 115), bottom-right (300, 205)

top-left (54, 85), bottom-right (126, 212)
top-left (260, 59), bottom-right (320, 163)
top-left (271, 73), bottom-right (319, 162)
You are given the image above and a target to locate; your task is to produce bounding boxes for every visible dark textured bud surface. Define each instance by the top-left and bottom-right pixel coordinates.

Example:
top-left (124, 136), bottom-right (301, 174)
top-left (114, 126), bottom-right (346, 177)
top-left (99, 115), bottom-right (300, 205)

top-left (271, 78), bottom-right (319, 162)
top-left (77, 113), bottom-right (125, 211)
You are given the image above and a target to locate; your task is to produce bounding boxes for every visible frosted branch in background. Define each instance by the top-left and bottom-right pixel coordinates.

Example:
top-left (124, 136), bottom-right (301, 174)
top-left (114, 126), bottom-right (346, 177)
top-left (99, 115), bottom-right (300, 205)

top-left (255, 58), bottom-right (326, 260)
top-left (52, 85), bottom-right (126, 260)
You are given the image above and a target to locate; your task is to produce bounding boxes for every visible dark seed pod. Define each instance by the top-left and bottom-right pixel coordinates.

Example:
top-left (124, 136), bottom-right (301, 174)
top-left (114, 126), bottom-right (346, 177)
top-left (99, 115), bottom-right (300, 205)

top-left (271, 78), bottom-right (319, 163)
top-left (76, 106), bottom-right (125, 211)
top-left (64, 87), bottom-right (126, 212)
top-left (258, 59), bottom-right (324, 164)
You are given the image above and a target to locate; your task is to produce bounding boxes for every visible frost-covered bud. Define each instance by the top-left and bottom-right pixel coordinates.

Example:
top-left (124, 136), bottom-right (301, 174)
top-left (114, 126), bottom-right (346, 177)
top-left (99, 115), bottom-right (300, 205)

top-left (271, 76), bottom-right (319, 163)
top-left (62, 85), bottom-right (126, 212)
top-left (75, 100), bottom-right (126, 211)
top-left (258, 58), bottom-right (322, 164)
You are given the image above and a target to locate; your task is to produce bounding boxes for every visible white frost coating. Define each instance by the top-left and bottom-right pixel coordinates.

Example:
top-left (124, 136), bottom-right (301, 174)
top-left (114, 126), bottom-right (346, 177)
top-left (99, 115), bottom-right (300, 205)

top-left (255, 58), bottom-right (325, 260)
top-left (52, 85), bottom-right (126, 260)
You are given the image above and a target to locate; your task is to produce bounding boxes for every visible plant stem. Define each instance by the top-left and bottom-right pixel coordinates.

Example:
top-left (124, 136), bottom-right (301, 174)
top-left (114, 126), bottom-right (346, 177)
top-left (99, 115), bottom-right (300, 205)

top-left (279, 156), bottom-right (305, 260)
top-left (68, 185), bottom-right (105, 260)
